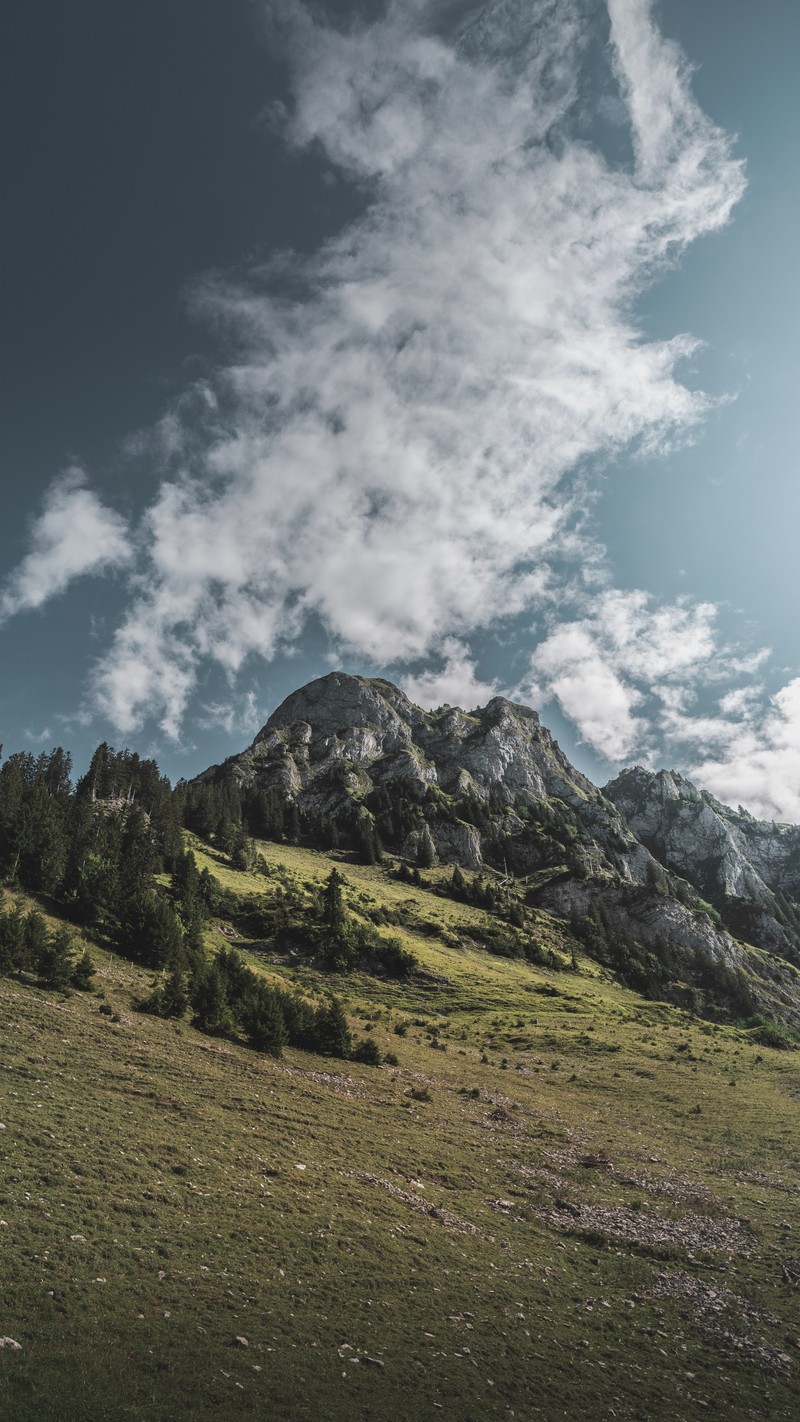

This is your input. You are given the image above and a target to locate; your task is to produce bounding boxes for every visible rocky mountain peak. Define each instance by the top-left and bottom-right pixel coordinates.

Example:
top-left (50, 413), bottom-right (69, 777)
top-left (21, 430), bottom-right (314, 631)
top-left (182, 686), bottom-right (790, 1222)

top-left (605, 764), bottom-right (800, 961)
top-left (258, 672), bottom-right (420, 744)
top-left (193, 672), bottom-right (800, 1024)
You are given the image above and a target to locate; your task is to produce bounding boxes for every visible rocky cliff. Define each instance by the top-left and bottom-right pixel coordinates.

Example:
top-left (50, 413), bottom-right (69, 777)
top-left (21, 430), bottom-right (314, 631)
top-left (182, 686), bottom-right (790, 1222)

top-left (604, 766), bottom-right (800, 962)
top-left (194, 673), bottom-right (800, 1024)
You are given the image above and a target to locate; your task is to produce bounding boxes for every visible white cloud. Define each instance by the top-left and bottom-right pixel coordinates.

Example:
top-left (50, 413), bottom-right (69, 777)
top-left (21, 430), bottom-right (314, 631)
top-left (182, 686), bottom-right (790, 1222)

top-left (5, 0), bottom-right (763, 796)
top-left (527, 589), bottom-right (721, 760)
top-left (23, 726), bottom-right (53, 744)
top-left (74, 0), bottom-right (742, 737)
top-left (197, 691), bottom-right (265, 738)
top-left (529, 620), bottom-right (643, 760)
top-left (399, 638), bottom-right (502, 710)
top-left (0, 468), bottom-right (131, 623)
top-left (687, 678), bottom-right (800, 823)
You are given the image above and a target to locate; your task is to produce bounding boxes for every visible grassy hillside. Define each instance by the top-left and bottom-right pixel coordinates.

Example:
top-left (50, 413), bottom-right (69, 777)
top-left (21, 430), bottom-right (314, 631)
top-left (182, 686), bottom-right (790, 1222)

top-left (1, 840), bottom-right (799, 1420)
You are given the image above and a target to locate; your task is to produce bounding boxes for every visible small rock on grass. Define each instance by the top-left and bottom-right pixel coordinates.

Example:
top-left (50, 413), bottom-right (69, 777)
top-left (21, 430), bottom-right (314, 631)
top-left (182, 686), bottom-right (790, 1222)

top-left (0, 1338), bottom-right (22, 1351)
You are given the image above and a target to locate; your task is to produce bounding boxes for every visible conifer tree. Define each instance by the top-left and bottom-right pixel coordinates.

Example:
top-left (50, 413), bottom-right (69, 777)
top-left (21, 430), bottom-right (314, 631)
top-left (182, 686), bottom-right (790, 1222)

top-left (243, 983), bottom-right (288, 1057)
top-left (71, 950), bottom-right (96, 990)
top-left (313, 996), bottom-right (352, 1058)
top-left (417, 826), bottom-right (436, 868)
top-left (37, 924), bottom-right (75, 990)
top-left (0, 899), bottom-right (25, 974)
top-left (22, 909), bottom-right (50, 975)
top-left (192, 962), bottom-right (231, 1035)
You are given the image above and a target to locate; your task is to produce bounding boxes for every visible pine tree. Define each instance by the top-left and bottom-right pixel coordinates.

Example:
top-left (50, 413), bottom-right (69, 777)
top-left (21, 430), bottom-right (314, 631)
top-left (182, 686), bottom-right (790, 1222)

top-left (37, 924), bottom-right (75, 990)
top-left (313, 996), bottom-right (352, 1058)
top-left (320, 869), bottom-right (346, 930)
top-left (0, 899), bottom-right (25, 975)
top-left (71, 950), bottom-right (96, 991)
top-left (243, 984), bottom-right (288, 1057)
top-left (417, 826), bottom-right (436, 868)
top-left (22, 909), bottom-right (50, 975)
top-left (192, 962), bottom-right (231, 1036)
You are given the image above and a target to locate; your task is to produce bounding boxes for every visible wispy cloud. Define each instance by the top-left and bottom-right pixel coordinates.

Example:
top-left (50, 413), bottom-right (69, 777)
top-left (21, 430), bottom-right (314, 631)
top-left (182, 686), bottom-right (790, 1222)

top-left (4, 1), bottom-right (767, 806)
top-left (526, 589), bottom-right (721, 760)
top-left (87, 0), bottom-right (743, 737)
top-left (0, 468), bottom-right (132, 624)
top-left (399, 638), bottom-right (501, 711)
top-left (670, 678), bottom-right (800, 823)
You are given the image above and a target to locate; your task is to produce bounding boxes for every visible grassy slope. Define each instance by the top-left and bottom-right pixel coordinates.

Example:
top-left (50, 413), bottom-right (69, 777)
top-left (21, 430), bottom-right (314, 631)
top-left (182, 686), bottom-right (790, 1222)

top-left (1, 841), bottom-right (799, 1421)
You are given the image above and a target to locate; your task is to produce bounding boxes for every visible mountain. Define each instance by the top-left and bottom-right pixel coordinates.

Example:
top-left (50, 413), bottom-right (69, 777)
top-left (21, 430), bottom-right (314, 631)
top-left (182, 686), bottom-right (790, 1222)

top-left (194, 673), bottom-right (800, 1025)
top-left (604, 766), bottom-right (800, 962)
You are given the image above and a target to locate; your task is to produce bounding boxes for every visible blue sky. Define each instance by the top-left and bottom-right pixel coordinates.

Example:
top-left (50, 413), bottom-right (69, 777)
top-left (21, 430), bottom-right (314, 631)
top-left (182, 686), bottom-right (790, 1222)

top-left (2, 0), bottom-right (799, 819)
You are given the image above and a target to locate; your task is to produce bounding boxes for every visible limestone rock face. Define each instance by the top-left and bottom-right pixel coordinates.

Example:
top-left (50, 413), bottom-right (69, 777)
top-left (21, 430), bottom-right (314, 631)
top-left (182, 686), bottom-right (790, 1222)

top-left (194, 672), bottom-right (800, 1020)
top-left (605, 767), bottom-right (800, 958)
top-left (198, 672), bottom-right (605, 855)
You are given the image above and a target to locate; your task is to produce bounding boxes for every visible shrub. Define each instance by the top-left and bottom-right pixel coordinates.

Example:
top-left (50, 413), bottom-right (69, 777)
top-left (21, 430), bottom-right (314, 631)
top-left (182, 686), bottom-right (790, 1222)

top-left (351, 1037), bottom-right (382, 1066)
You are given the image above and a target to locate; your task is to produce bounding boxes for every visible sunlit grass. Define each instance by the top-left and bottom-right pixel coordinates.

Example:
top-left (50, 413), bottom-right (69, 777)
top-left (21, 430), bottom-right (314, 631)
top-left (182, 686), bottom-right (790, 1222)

top-left (1, 840), bottom-right (798, 1420)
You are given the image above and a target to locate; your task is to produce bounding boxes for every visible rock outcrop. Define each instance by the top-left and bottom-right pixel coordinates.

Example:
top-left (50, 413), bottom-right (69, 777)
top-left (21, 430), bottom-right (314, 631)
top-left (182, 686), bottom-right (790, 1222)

top-left (194, 672), bottom-right (800, 1024)
top-left (604, 767), bottom-right (800, 961)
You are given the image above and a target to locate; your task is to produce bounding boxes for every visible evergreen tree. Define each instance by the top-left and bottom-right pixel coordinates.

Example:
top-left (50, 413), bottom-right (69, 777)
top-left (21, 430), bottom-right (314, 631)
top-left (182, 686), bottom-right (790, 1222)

top-left (417, 826), bottom-right (436, 868)
top-left (313, 996), bottom-right (352, 1058)
top-left (118, 890), bottom-right (183, 968)
top-left (0, 898), bottom-right (25, 974)
top-left (192, 962), bottom-right (232, 1035)
top-left (71, 950), bottom-right (96, 991)
top-left (37, 924), bottom-right (75, 990)
top-left (142, 964), bottom-right (189, 1018)
top-left (351, 1036), bottom-right (382, 1066)
top-left (320, 869), bottom-right (347, 932)
top-left (242, 983), bottom-right (288, 1056)
top-left (230, 824), bottom-right (256, 873)
top-left (22, 909), bottom-right (50, 975)
top-left (284, 802), bottom-right (301, 843)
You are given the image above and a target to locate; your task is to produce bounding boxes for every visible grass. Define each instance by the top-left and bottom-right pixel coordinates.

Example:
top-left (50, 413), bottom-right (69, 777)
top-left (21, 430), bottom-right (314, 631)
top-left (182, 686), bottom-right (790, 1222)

top-left (1, 840), bottom-right (799, 1420)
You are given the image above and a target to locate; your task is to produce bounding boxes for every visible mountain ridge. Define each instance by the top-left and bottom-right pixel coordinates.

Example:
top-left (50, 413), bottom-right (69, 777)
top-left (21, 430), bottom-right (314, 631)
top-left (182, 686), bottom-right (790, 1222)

top-left (192, 672), bottom-right (800, 1024)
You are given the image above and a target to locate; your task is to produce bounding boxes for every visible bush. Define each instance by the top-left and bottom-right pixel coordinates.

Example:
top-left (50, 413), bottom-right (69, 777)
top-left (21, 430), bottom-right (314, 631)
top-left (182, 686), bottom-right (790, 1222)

top-left (351, 1037), bottom-right (382, 1066)
top-left (749, 1019), bottom-right (799, 1050)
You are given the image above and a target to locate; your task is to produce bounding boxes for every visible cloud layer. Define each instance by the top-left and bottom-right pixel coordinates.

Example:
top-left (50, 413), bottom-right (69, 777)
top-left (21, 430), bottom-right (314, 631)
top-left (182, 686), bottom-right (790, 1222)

top-left (92, 0), bottom-right (743, 730)
top-left (0, 469), bottom-right (131, 624)
top-left (9, 1), bottom-right (796, 818)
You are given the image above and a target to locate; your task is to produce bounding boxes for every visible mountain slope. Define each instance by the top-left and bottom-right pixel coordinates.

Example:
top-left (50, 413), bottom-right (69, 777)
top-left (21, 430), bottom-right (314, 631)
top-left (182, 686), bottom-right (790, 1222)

top-left (605, 767), bottom-right (800, 963)
top-left (2, 849), bottom-right (799, 1422)
top-left (193, 673), bottom-right (800, 1024)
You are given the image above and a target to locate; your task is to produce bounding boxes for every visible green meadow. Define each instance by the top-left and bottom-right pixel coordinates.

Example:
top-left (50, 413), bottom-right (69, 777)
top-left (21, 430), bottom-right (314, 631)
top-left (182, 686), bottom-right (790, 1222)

top-left (2, 838), bottom-right (799, 1420)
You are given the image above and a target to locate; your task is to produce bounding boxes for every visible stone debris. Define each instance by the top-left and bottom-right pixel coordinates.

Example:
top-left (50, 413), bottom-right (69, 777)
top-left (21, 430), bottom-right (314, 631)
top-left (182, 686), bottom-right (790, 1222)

top-left (0, 1338), bottom-right (22, 1350)
top-left (737, 1169), bottom-right (796, 1195)
top-left (234, 1336), bottom-right (249, 1348)
top-left (649, 1269), bottom-right (792, 1374)
top-left (487, 1198), bottom-right (519, 1217)
top-left (275, 1064), bottom-right (367, 1101)
top-left (781, 1258), bottom-right (800, 1285)
top-left (509, 1159), bottom-right (567, 1190)
top-left (345, 1171), bottom-right (476, 1234)
top-left (543, 1202), bottom-right (752, 1255)
top-left (613, 1167), bottom-right (719, 1212)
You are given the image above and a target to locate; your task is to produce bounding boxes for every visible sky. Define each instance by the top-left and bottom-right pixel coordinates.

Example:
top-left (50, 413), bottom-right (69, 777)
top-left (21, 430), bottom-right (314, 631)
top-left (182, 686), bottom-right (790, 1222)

top-left (1, 0), bottom-right (799, 820)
